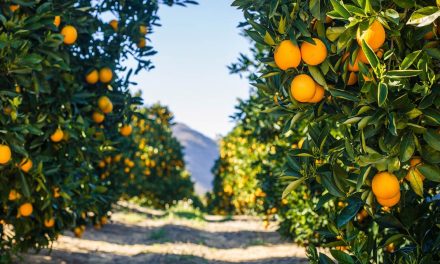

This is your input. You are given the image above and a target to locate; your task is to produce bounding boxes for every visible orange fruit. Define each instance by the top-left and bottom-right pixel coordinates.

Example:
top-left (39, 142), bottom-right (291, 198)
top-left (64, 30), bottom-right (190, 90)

top-left (54, 16), bottom-right (61, 27)
top-left (325, 16), bottom-right (333, 24)
top-left (120, 125), bottom-right (133, 137)
top-left (53, 187), bottom-right (61, 198)
top-left (19, 158), bottom-right (33, 173)
top-left (376, 191), bottom-right (400, 207)
top-left (300, 38), bottom-right (327, 66)
top-left (347, 72), bottom-right (357, 85)
top-left (109, 19), bottom-right (118, 31)
top-left (139, 25), bottom-right (148, 35)
top-left (356, 20), bottom-right (385, 51)
top-left (99, 67), bottom-right (113, 83)
top-left (409, 157), bottom-right (422, 167)
top-left (98, 160), bottom-right (106, 168)
top-left (362, 71), bottom-right (374, 82)
top-left (100, 216), bottom-right (108, 225)
top-left (86, 69), bottom-right (99, 84)
top-left (98, 96), bottom-right (113, 114)
top-left (290, 74), bottom-right (316, 102)
top-left (274, 40), bottom-right (301, 70)
top-left (372, 171), bottom-right (400, 199)
top-left (347, 54), bottom-right (360, 72)
top-left (19, 203), bottom-right (33, 217)
top-left (0, 144), bottom-right (12, 164)
top-left (73, 227), bottom-right (83, 238)
top-left (137, 38), bottom-right (146, 48)
top-left (308, 84), bottom-right (325, 103)
top-left (92, 112), bottom-right (105, 123)
top-left (385, 243), bottom-right (395, 253)
top-left (376, 49), bottom-right (384, 59)
top-left (44, 218), bottom-right (55, 228)
top-left (9, 5), bottom-right (19, 12)
top-left (8, 190), bottom-right (20, 201)
top-left (61, 25), bottom-right (78, 45)
top-left (50, 128), bottom-right (64, 142)
top-left (424, 30), bottom-right (434, 40)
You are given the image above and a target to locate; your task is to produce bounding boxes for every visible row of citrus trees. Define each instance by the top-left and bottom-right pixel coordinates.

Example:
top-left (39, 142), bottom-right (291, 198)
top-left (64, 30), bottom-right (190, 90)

top-left (0, 0), bottom-right (196, 261)
top-left (212, 0), bottom-right (439, 262)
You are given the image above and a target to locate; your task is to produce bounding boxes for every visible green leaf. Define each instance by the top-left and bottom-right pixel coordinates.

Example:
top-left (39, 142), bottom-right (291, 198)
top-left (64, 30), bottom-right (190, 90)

top-left (330, 0), bottom-right (351, 19)
top-left (319, 253), bottom-right (336, 264)
top-left (407, 6), bottom-right (440, 27)
top-left (399, 133), bottom-right (415, 162)
top-left (418, 163), bottom-right (440, 182)
top-left (19, 172), bottom-right (31, 198)
top-left (308, 66), bottom-right (327, 86)
top-left (278, 17), bottom-right (286, 34)
top-left (423, 129), bottom-right (440, 151)
top-left (356, 166), bottom-right (371, 191)
top-left (337, 197), bottom-right (363, 227)
top-left (377, 82), bottom-right (388, 107)
top-left (401, 50), bottom-right (422, 70)
top-left (330, 249), bottom-right (355, 264)
top-left (264, 31), bottom-right (275, 46)
top-left (407, 168), bottom-right (424, 197)
top-left (361, 40), bottom-right (379, 69)
top-left (385, 70), bottom-right (423, 78)
top-left (282, 177), bottom-right (306, 199)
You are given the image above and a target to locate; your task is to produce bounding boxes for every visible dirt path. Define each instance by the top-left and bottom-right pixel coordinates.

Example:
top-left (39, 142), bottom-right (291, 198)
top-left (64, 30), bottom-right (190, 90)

top-left (21, 202), bottom-right (307, 264)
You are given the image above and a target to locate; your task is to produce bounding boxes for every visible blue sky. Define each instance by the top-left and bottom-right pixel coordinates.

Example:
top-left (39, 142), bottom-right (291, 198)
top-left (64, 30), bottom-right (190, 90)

top-left (128, 1), bottom-right (251, 139)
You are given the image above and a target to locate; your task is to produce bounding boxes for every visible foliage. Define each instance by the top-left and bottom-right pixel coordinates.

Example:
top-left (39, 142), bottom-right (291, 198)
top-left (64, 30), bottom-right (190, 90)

top-left (0, 0), bottom-right (196, 260)
top-left (233, 0), bottom-right (440, 262)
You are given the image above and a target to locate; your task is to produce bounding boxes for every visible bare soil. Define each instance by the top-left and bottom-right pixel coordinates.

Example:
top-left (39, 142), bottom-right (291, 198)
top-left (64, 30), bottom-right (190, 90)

top-left (20, 202), bottom-right (307, 264)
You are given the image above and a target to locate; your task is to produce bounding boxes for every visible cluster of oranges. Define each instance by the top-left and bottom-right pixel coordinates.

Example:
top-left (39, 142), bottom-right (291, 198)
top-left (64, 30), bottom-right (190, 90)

top-left (372, 171), bottom-right (401, 208)
top-left (108, 19), bottom-right (148, 48)
top-left (274, 38), bottom-right (327, 103)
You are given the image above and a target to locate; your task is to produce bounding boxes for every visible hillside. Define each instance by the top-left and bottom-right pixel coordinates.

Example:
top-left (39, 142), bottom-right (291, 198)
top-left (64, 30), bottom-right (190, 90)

top-left (172, 123), bottom-right (218, 195)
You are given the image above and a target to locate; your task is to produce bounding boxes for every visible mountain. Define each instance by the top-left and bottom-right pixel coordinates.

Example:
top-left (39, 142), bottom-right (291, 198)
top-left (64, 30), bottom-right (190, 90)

top-left (172, 123), bottom-right (219, 195)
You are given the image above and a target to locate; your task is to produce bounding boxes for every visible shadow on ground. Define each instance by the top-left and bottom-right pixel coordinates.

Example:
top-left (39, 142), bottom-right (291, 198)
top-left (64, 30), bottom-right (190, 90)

top-left (21, 251), bottom-right (307, 264)
top-left (76, 222), bottom-right (286, 249)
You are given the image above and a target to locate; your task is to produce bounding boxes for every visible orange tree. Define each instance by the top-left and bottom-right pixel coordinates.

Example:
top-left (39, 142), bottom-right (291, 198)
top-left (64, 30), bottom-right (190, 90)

top-left (107, 103), bottom-right (199, 209)
top-left (233, 0), bottom-right (440, 262)
top-left (0, 0), bottom-right (195, 260)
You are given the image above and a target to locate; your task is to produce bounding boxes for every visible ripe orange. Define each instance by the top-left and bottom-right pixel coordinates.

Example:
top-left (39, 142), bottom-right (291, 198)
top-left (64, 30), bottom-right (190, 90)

top-left (385, 243), bottom-right (395, 253)
top-left (376, 191), bottom-right (400, 207)
top-left (423, 30), bottom-right (434, 40)
top-left (308, 84), bottom-right (325, 103)
top-left (140, 25), bottom-right (148, 35)
top-left (8, 189), bottom-right (20, 201)
top-left (376, 49), bottom-right (384, 59)
top-left (120, 125), bottom-right (133, 137)
top-left (347, 54), bottom-right (360, 72)
top-left (73, 227), bottom-right (83, 238)
top-left (53, 187), bottom-right (61, 198)
top-left (362, 71), bottom-right (374, 82)
top-left (86, 69), bottom-right (99, 84)
top-left (137, 38), bottom-right (146, 48)
top-left (0, 144), bottom-right (12, 164)
top-left (19, 203), bottom-right (33, 217)
top-left (110, 19), bottom-right (118, 31)
top-left (274, 40), bottom-right (301, 70)
top-left (9, 5), bottom-right (20, 12)
top-left (98, 160), bottom-right (106, 168)
top-left (290, 74), bottom-right (316, 102)
top-left (61, 25), bottom-right (78, 45)
top-left (372, 171), bottom-right (400, 199)
top-left (19, 158), bottom-right (33, 173)
top-left (99, 67), bottom-right (113, 83)
top-left (92, 112), bottom-right (105, 123)
top-left (409, 157), bottom-right (422, 167)
top-left (54, 16), bottom-right (61, 27)
top-left (356, 20), bottom-right (385, 51)
top-left (50, 128), bottom-right (64, 142)
top-left (347, 72), bottom-right (357, 85)
top-left (98, 96), bottom-right (113, 114)
top-left (44, 218), bottom-right (55, 228)
top-left (100, 216), bottom-right (108, 225)
top-left (300, 38), bottom-right (327, 66)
